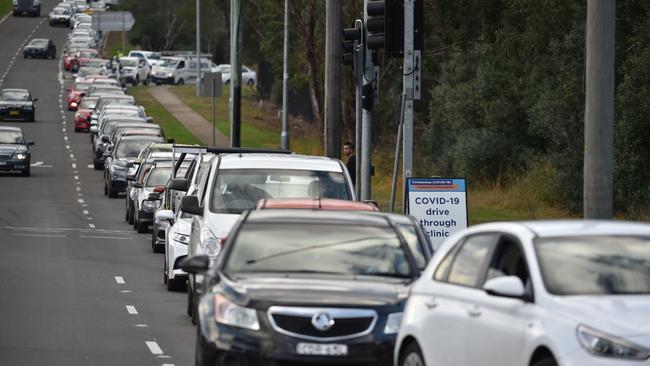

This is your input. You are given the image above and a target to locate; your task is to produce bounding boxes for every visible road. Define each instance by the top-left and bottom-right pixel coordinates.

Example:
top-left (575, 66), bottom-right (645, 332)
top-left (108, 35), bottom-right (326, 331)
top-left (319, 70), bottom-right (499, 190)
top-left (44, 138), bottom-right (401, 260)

top-left (0, 2), bottom-right (195, 365)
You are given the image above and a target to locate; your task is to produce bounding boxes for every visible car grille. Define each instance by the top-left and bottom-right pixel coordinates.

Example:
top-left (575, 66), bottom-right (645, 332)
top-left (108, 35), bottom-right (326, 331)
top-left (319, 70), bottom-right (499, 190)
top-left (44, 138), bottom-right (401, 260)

top-left (267, 307), bottom-right (377, 341)
top-left (0, 154), bottom-right (12, 161)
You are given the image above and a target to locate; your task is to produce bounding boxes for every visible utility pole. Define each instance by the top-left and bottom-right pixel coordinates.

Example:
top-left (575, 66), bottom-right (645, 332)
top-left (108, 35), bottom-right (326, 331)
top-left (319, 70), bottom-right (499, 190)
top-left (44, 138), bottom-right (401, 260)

top-left (195, 0), bottom-right (201, 97)
top-left (584, 0), bottom-right (615, 218)
top-left (360, 0), bottom-right (374, 201)
top-left (354, 20), bottom-right (363, 200)
top-left (280, 0), bottom-right (290, 150)
top-left (402, 0), bottom-right (415, 212)
top-left (324, 0), bottom-right (342, 158)
top-left (230, 0), bottom-right (242, 147)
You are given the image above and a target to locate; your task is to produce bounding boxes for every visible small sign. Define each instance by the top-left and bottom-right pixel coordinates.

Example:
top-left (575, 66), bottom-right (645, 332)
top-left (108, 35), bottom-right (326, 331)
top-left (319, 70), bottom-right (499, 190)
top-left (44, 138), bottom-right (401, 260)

top-left (406, 178), bottom-right (468, 250)
top-left (92, 11), bottom-right (135, 32)
top-left (201, 72), bottom-right (223, 98)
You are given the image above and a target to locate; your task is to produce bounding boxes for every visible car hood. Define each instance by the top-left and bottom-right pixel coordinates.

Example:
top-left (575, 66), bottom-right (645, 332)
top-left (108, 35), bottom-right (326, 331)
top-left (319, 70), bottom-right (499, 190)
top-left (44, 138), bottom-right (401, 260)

top-left (0, 144), bottom-right (27, 153)
top-left (152, 66), bottom-right (174, 73)
top-left (550, 295), bottom-right (650, 342)
top-left (173, 217), bottom-right (192, 235)
top-left (204, 212), bottom-right (240, 239)
top-left (219, 274), bottom-right (411, 311)
top-left (25, 45), bottom-right (46, 49)
top-left (122, 67), bottom-right (137, 73)
top-left (0, 100), bottom-right (32, 107)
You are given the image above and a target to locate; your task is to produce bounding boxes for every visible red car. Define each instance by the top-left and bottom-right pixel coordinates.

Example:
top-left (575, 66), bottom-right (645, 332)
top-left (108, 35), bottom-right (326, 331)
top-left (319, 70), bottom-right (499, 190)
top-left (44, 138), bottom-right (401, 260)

top-left (63, 48), bottom-right (81, 71)
top-left (74, 96), bottom-right (99, 132)
top-left (65, 48), bottom-right (98, 72)
top-left (67, 80), bottom-right (92, 110)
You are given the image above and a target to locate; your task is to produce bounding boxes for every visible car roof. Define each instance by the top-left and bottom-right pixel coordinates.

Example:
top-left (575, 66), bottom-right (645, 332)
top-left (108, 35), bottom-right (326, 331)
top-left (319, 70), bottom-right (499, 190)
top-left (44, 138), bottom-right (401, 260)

top-left (245, 209), bottom-right (393, 226)
top-left (118, 135), bottom-right (164, 142)
top-left (0, 126), bottom-right (23, 132)
top-left (517, 220), bottom-right (650, 238)
top-left (2, 88), bottom-right (29, 93)
top-left (120, 57), bottom-right (138, 61)
top-left (114, 122), bottom-right (157, 129)
top-left (218, 153), bottom-right (344, 172)
top-left (256, 198), bottom-right (378, 211)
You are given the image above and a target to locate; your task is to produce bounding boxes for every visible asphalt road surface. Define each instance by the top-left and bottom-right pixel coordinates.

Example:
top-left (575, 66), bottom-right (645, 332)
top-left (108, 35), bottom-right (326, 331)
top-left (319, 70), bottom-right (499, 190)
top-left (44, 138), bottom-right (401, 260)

top-left (0, 3), bottom-right (195, 365)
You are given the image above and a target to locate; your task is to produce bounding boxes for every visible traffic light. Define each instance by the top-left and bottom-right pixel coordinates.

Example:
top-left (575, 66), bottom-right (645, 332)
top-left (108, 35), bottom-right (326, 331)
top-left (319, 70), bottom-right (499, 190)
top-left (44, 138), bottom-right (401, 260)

top-left (366, 0), bottom-right (405, 57)
top-left (342, 22), bottom-right (362, 66)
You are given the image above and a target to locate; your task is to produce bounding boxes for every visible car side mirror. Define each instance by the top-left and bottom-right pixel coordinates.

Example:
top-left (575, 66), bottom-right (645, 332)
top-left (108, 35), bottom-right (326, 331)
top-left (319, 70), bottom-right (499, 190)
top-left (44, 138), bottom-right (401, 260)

top-left (26, 140), bottom-right (35, 146)
top-left (179, 255), bottom-right (210, 275)
top-left (33, 98), bottom-right (38, 102)
top-left (483, 276), bottom-right (526, 300)
top-left (180, 195), bottom-right (202, 216)
top-left (132, 182), bottom-right (143, 189)
top-left (168, 178), bottom-right (188, 192)
top-left (155, 209), bottom-right (174, 222)
top-left (101, 136), bottom-right (109, 143)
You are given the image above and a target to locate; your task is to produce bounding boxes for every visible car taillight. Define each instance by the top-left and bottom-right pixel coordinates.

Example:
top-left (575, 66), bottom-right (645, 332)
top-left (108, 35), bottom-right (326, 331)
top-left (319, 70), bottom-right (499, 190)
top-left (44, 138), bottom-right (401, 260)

top-left (153, 186), bottom-right (165, 193)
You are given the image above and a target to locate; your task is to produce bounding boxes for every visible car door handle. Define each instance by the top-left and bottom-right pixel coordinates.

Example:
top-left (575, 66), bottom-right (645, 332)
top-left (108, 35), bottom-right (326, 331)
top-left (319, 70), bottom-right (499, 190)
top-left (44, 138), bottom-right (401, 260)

top-left (467, 306), bottom-right (482, 317)
top-left (425, 299), bottom-right (438, 309)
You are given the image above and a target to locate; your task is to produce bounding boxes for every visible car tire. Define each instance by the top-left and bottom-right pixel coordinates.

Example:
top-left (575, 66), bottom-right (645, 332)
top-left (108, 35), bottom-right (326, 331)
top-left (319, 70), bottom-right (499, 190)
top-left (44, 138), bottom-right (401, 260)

top-left (399, 341), bottom-right (425, 366)
top-left (137, 219), bottom-right (148, 234)
top-left (28, 114), bottom-right (35, 122)
top-left (21, 167), bottom-right (31, 177)
top-left (163, 255), bottom-right (168, 285)
top-left (195, 325), bottom-right (217, 366)
top-left (108, 187), bottom-right (118, 198)
top-left (152, 236), bottom-right (164, 253)
top-left (177, 78), bottom-right (184, 85)
top-left (247, 79), bottom-right (255, 86)
top-left (94, 161), bottom-right (103, 170)
top-left (74, 127), bottom-right (80, 132)
top-left (134, 76), bottom-right (140, 86)
top-left (167, 275), bottom-right (186, 292)
top-left (191, 289), bottom-right (198, 325)
top-left (187, 284), bottom-right (194, 317)
top-left (532, 358), bottom-right (558, 366)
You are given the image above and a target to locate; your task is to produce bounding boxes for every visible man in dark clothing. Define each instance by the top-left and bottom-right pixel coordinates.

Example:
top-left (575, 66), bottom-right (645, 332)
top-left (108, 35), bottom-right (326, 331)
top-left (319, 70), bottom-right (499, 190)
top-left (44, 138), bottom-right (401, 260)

top-left (343, 141), bottom-right (356, 185)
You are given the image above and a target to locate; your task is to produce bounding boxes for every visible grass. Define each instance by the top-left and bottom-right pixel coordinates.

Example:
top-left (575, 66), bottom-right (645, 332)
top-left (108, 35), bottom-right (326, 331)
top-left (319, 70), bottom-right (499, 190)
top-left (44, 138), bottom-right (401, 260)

top-left (103, 31), bottom-right (134, 58)
top-left (0, 0), bottom-right (12, 16)
top-left (128, 86), bottom-right (202, 145)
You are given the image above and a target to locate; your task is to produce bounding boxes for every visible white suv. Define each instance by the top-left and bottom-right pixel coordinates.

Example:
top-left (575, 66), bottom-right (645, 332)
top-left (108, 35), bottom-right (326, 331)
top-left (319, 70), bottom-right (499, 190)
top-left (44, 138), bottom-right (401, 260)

top-left (180, 150), bottom-right (355, 323)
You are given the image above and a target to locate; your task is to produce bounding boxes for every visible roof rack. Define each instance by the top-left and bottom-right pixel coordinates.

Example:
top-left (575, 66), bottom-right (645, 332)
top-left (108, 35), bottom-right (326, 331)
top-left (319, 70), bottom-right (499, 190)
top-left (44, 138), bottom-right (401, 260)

top-left (172, 144), bottom-right (292, 155)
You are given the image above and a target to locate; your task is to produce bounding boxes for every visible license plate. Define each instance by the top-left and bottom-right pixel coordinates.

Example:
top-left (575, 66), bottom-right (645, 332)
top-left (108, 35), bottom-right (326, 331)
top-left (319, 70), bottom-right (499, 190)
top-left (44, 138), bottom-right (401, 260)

top-left (296, 343), bottom-right (348, 356)
top-left (9, 111), bottom-right (19, 116)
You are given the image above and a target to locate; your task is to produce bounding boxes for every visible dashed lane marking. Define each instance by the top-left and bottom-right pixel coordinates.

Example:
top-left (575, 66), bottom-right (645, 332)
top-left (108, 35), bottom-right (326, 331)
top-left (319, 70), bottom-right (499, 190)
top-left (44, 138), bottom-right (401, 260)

top-left (88, 223), bottom-right (95, 229)
top-left (114, 276), bottom-right (125, 284)
top-left (145, 342), bottom-right (164, 355)
top-left (126, 305), bottom-right (139, 315)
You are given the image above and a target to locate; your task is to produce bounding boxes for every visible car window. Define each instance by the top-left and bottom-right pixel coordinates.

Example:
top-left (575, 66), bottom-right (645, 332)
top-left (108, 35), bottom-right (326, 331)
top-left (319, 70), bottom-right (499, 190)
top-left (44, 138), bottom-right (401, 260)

top-left (1, 90), bottom-right (30, 101)
top-left (484, 236), bottom-right (531, 289)
top-left (0, 131), bottom-right (24, 144)
top-left (145, 167), bottom-right (172, 187)
top-left (396, 224), bottom-right (427, 270)
top-left (446, 234), bottom-right (496, 287)
top-left (196, 162), bottom-right (212, 204)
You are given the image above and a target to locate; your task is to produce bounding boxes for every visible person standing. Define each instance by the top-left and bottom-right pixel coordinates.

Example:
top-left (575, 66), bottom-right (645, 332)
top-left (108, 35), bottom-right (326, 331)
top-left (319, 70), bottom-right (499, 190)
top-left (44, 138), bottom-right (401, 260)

top-left (343, 141), bottom-right (356, 185)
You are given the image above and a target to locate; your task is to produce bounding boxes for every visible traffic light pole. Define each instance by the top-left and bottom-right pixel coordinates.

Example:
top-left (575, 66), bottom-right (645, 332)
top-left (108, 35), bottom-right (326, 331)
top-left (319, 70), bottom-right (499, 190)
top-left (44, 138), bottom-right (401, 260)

top-left (354, 19), bottom-right (363, 200)
top-left (402, 0), bottom-right (415, 212)
top-left (361, 0), bottom-right (373, 201)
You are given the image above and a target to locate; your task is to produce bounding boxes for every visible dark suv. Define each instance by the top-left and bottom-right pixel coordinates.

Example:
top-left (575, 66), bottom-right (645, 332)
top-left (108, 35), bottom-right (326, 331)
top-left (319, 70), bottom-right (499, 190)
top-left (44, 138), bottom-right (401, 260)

top-left (13, 0), bottom-right (40, 16)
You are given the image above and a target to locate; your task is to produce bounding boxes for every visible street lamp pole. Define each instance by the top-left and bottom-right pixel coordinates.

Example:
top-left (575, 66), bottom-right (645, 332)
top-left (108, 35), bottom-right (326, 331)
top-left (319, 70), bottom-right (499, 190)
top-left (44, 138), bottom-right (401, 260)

top-left (195, 0), bottom-right (201, 97)
top-left (280, 0), bottom-right (290, 150)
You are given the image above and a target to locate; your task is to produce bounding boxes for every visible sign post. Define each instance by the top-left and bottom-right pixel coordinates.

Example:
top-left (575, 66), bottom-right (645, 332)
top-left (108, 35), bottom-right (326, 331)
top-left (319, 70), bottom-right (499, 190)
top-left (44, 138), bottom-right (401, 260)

top-left (201, 72), bottom-right (223, 145)
top-left (406, 178), bottom-right (468, 250)
top-left (91, 11), bottom-right (135, 32)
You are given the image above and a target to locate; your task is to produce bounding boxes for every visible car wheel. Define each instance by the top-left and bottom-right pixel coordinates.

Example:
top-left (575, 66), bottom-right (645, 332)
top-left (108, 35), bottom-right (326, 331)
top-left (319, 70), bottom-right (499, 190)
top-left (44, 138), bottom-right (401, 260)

top-left (144, 75), bottom-right (150, 85)
top-left (108, 186), bottom-right (118, 198)
top-left (137, 219), bottom-right (148, 234)
top-left (163, 254), bottom-right (168, 285)
top-left (94, 161), bottom-right (103, 170)
top-left (532, 358), bottom-right (558, 366)
top-left (194, 322), bottom-right (217, 366)
top-left (167, 274), bottom-right (186, 292)
top-left (74, 127), bottom-right (80, 132)
top-left (191, 289), bottom-right (198, 325)
top-left (399, 341), bottom-right (425, 366)
top-left (28, 113), bottom-right (35, 122)
top-left (177, 78), bottom-right (184, 85)
top-left (124, 200), bottom-right (131, 222)
top-left (247, 79), bottom-right (255, 86)
top-left (152, 235), bottom-right (164, 253)
top-left (134, 76), bottom-right (140, 86)
top-left (21, 167), bottom-right (31, 177)
top-left (186, 284), bottom-right (194, 317)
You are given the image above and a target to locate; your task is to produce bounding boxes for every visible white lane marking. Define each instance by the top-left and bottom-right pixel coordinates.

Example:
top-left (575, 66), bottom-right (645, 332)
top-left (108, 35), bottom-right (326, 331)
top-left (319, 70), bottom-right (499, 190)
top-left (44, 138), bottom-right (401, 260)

top-left (82, 210), bottom-right (89, 215)
top-left (70, 154), bottom-right (74, 159)
top-left (114, 276), bottom-right (125, 284)
top-left (158, 356), bottom-right (172, 359)
top-left (145, 342), bottom-right (164, 355)
top-left (0, 12), bottom-right (10, 26)
top-left (88, 223), bottom-right (95, 229)
top-left (76, 186), bottom-right (81, 191)
top-left (72, 163), bottom-right (76, 169)
top-left (74, 175), bottom-right (79, 180)
top-left (136, 324), bottom-right (149, 328)
top-left (78, 199), bottom-right (84, 204)
top-left (12, 233), bottom-right (66, 238)
top-left (73, 171), bottom-right (78, 174)
top-left (120, 290), bottom-right (132, 293)
top-left (87, 164), bottom-right (94, 169)
top-left (80, 235), bottom-right (132, 240)
top-left (30, 161), bottom-right (43, 167)
top-left (162, 364), bottom-right (175, 366)
top-left (65, 145), bottom-right (70, 150)
top-left (126, 305), bottom-right (139, 315)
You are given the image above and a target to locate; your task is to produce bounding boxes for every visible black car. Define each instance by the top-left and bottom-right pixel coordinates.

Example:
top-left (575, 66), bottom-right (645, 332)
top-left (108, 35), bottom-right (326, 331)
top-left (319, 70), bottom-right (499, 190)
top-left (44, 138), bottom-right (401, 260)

top-left (0, 127), bottom-right (34, 176)
top-left (23, 39), bottom-right (56, 59)
top-left (12, 0), bottom-right (40, 17)
top-left (181, 209), bottom-right (431, 366)
top-left (0, 89), bottom-right (37, 122)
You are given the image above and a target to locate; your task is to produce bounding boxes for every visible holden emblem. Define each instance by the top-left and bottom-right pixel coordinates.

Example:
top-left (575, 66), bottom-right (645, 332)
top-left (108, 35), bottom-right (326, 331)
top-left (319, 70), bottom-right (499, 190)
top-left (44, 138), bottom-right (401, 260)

top-left (311, 312), bottom-right (335, 331)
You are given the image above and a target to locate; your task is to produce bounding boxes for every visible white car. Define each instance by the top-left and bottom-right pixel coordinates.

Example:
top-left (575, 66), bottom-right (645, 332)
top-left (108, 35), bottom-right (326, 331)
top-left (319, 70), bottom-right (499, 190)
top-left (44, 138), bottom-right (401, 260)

top-left (118, 57), bottom-right (150, 86)
top-left (395, 220), bottom-right (650, 366)
top-left (213, 64), bottom-right (257, 86)
top-left (180, 150), bottom-right (356, 323)
top-left (128, 50), bottom-right (162, 68)
top-left (151, 57), bottom-right (189, 85)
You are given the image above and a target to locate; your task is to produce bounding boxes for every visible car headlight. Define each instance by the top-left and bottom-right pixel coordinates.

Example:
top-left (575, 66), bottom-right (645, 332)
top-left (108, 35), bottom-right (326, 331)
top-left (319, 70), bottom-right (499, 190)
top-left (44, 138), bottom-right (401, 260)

top-left (383, 312), bottom-right (403, 334)
top-left (22, 105), bottom-right (33, 110)
top-left (215, 294), bottom-right (260, 330)
top-left (143, 200), bottom-right (162, 210)
top-left (172, 232), bottom-right (190, 244)
top-left (166, 72), bottom-right (173, 77)
top-left (70, 102), bottom-right (78, 107)
top-left (14, 153), bottom-right (27, 160)
top-left (577, 325), bottom-right (650, 360)
top-left (200, 227), bottom-right (224, 258)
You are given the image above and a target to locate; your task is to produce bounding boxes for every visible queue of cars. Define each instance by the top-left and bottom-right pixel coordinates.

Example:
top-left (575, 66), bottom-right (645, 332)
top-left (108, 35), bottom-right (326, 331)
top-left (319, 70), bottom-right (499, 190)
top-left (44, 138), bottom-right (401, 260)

top-left (24, 4), bottom-right (648, 366)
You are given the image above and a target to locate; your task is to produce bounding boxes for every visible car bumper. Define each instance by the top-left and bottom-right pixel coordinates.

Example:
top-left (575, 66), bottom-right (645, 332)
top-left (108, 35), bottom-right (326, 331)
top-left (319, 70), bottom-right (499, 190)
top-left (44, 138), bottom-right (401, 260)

top-left (199, 322), bottom-right (395, 366)
top-left (0, 110), bottom-right (33, 121)
top-left (152, 76), bottom-right (175, 84)
top-left (168, 240), bottom-right (188, 279)
top-left (558, 349), bottom-right (650, 366)
top-left (49, 18), bottom-right (70, 25)
top-left (0, 160), bottom-right (30, 171)
top-left (23, 50), bottom-right (47, 58)
top-left (109, 177), bottom-right (128, 191)
top-left (75, 117), bottom-right (90, 130)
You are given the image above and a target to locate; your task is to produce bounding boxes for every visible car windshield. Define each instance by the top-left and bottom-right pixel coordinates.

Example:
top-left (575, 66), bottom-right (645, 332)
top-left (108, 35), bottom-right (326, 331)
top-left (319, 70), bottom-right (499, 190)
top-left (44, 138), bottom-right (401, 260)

top-left (148, 53), bottom-right (161, 60)
top-left (85, 60), bottom-right (105, 68)
top-left (73, 82), bottom-right (91, 92)
top-left (226, 223), bottom-right (413, 278)
top-left (210, 169), bottom-right (350, 214)
top-left (115, 139), bottom-right (160, 159)
top-left (30, 39), bottom-right (48, 46)
top-left (145, 167), bottom-right (172, 187)
top-left (1, 90), bottom-right (30, 101)
top-left (53, 9), bottom-right (68, 15)
top-left (158, 58), bottom-right (178, 67)
top-left (0, 131), bottom-right (23, 144)
top-left (78, 68), bottom-right (104, 77)
top-left (79, 51), bottom-right (97, 58)
top-left (536, 236), bottom-right (650, 295)
top-left (79, 99), bottom-right (97, 109)
top-left (120, 59), bottom-right (138, 67)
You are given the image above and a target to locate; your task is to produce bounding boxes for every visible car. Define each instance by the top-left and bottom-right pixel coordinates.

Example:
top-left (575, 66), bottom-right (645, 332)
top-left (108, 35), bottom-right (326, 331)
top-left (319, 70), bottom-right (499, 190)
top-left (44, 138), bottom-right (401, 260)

top-left (74, 96), bottom-right (98, 132)
top-left (94, 121), bottom-right (160, 168)
top-left (0, 127), bottom-right (34, 176)
top-left (48, 7), bottom-right (72, 27)
top-left (180, 148), bottom-right (356, 323)
top-left (256, 198), bottom-right (379, 211)
top-left (23, 39), bottom-right (56, 59)
top-left (66, 80), bottom-right (91, 110)
top-left (68, 48), bottom-right (99, 72)
top-left (128, 50), bottom-right (162, 68)
top-left (131, 161), bottom-right (181, 233)
top-left (12, 0), bottom-right (40, 17)
top-left (181, 209), bottom-right (429, 366)
top-left (125, 148), bottom-right (175, 225)
top-left (150, 57), bottom-right (189, 85)
top-left (214, 64), bottom-right (257, 86)
top-left (117, 57), bottom-right (150, 86)
top-left (103, 135), bottom-right (165, 198)
top-left (395, 220), bottom-right (650, 366)
top-left (0, 89), bottom-right (37, 122)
